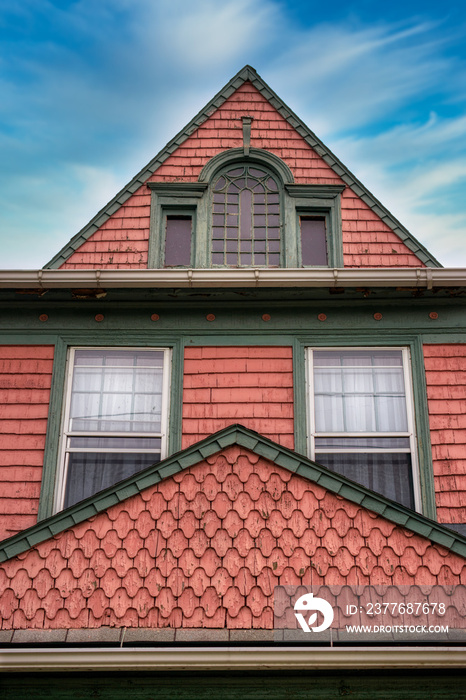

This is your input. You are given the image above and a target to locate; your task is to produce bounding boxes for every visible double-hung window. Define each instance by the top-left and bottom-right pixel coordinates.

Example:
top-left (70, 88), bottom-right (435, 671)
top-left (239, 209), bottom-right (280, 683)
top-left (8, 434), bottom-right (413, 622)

top-left (308, 348), bottom-right (419, 510)
top-left (56, 348), bottom-right (170, 511)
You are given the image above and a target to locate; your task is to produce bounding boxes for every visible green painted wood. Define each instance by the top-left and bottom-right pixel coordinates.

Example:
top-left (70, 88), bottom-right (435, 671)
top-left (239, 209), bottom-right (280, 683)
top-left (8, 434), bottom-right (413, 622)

top-left (285, 184), bottom-right (345, 268)
top-left (148, 190), bottom-right (204, 269)
top-left (1, 670), bottom-right (466, 700)
top-left (292, 338), bottom-right (307, 456)
top-left (37, 337), bottom-right (68, 521)
top-left (410, 337), bottom-right (437, 520)
top-left (2, 297), bottom-right (466, 335)
top-left (168, 339), bottom-right (184, 455)
top-left (199, 147), bottom-right (295, 184)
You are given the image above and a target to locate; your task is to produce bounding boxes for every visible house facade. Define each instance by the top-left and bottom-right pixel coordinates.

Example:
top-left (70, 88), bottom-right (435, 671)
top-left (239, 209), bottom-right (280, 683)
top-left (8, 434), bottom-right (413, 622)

top-left (1, 66), bottom-right (466, 698)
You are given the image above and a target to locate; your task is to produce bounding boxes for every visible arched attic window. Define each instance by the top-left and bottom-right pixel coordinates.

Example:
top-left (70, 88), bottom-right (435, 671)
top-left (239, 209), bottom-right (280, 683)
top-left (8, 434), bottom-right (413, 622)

top-left (211, 164), bottom-right (281, 267)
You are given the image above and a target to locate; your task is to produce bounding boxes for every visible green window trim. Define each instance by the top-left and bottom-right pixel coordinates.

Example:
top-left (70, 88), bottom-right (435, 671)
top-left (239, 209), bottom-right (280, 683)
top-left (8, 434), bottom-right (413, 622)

top-left (147, 183), bottom-right (208, 269)
top-left (293, 335), bottom-right (436, 520)
top-left (37, 336), bottom-right (184, 520)
top-left (285, 184), bottom-right (345, 268)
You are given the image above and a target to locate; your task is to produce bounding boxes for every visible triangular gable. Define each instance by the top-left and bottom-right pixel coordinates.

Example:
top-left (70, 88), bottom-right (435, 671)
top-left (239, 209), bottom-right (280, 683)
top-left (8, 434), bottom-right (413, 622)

top-left (1, 425), bottom-right (465, 562)
top-left (44, 66), bottom-right (440, 270)
top-left (1, 426), bottom-right (465, 631)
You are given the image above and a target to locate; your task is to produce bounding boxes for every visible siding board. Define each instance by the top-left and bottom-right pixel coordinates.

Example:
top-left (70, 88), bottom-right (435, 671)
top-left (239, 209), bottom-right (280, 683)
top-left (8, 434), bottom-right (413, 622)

top-left (0, 346), bottom-right (54, 540)
top-left (182, 346), bottom-right (294, 449)
top-left (424, 344), bottom-right (466, 524)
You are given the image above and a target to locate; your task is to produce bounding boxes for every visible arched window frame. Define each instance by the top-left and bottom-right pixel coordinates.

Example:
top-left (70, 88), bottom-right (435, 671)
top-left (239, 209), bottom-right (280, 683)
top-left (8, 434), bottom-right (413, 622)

top-left (208, 162), bottom-right (285, 268)
top-left (147, 148), bottom-right (344, 269)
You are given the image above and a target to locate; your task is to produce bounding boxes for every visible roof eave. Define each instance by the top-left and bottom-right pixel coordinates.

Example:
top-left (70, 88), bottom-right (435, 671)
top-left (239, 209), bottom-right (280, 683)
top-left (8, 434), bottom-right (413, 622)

top-left (0, 267), bottom-right (464, 290)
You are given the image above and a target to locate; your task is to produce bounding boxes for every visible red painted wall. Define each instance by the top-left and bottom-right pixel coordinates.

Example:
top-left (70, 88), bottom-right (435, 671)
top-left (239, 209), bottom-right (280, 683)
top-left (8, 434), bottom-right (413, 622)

top-left (1, 446), bottom-right (464, 631)
top-left (182, 346), bottom-right (294, 449)
top-left (0, 346), bottom-right (54, 540)
top-left (424, 344), bottom-right (466, 524)
top-left (60, 82), bottom-right (424, 270)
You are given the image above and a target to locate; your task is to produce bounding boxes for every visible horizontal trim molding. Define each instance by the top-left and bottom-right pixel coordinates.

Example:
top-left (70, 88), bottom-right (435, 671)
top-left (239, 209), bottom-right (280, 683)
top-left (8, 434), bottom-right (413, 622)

top-left (147, 183), bottom-right (208, 198)
top-left (1, 646), bottom-right (466, 671)
top-left (1, 267), bottom-right (466, 289)
top-left (285, 184), bottom-right (346, 198)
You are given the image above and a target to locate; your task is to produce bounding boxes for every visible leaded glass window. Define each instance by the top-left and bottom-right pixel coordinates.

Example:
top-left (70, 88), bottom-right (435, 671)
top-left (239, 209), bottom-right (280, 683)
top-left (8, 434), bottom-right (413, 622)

top-left (211, 165), bottom-right (280, 266)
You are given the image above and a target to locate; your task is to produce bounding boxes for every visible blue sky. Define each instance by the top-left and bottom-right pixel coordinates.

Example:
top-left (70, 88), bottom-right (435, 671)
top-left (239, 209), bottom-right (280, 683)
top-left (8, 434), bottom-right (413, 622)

top-left (1, 0), bottom-right (466, 268)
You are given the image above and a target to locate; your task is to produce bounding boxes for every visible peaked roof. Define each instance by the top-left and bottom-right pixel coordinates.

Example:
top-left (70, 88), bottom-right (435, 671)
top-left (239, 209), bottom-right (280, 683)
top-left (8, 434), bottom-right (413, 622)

top-left (45, 65), bottom-right (441, 270)
top-left (1, 424), bottom-right (464, 562)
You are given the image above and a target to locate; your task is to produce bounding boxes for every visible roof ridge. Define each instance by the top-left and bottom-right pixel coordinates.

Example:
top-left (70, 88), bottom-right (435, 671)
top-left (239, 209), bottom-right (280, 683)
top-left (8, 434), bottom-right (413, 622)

top-left (1, 423), bottom-right (464, 562)
top-left (44, 65), bottom-right (441, 269)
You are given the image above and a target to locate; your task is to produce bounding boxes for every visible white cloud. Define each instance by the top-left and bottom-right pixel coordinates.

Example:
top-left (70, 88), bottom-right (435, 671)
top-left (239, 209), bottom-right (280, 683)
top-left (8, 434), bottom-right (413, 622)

top-left (267, 20), bottom-right (457, 136)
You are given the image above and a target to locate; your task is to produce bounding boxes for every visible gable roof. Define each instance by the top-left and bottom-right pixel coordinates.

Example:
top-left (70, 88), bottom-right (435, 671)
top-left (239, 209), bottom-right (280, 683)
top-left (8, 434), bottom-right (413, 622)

top-left (44, 65), bottom-right (441, 270)
top-left (1, 424), bottom-right (465, 563)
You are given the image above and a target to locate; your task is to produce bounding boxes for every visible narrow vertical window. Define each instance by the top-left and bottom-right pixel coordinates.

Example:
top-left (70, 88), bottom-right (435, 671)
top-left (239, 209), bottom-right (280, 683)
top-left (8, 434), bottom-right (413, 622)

top-left (57, 348), bottom-right (170, 510)
top-left (300, 216), bottom-right (328, 266)
top-left (308, 348), bottom-right (418, 509)
top-left (165, 215), bottom-right (192, 266)
top-left (212, 166), bottom-right (280, 266)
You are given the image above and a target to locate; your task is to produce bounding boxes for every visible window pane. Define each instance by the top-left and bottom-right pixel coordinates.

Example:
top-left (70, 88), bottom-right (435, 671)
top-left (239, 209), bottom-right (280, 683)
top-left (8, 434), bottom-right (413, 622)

top-left (315, 394), bottom-right (345, 432)
top-left (72, 367), bottom-right (102, 392)
top-left (315, 453), bottom-right (414, 509)
top-left (314, 368), bottom-right (343, 393)
top-left (374, 368), bottom-right (405, 394)
top-left (69, 437), bottom-right (161, 450)
top-left (70, 393), bottom-right (101, 432)
top-left (69, 350), bottom-right (164, 433)
top-left (315, 437), bottom-right (410, 449)
top-left (300, 217), bottom-right (327, 266)
top-left (103, 368), bottom-right (134, 393)
top-left (376, 395), bottom-right (408, 431)
top-left (164, 216), bottom-right (192, 266)
top-left (313, 351), bottom-right (409, 433)
top-left (372, 351), bottom-right (403, 366)
top-left (64, 452), bottom-right (161, 508)
top-left (344, 395), bottom-right (376, 432)
top-left (101, 393), bottom-right (134, 430)
top-left (343, 368), bottom-right (374, 393)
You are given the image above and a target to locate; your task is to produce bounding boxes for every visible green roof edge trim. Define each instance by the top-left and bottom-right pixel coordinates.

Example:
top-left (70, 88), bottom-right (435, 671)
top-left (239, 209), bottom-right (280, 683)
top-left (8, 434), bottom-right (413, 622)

top-left (44, 65), bottom-right (441, 270)
top-left (0, 423), bottom-right (465, 563)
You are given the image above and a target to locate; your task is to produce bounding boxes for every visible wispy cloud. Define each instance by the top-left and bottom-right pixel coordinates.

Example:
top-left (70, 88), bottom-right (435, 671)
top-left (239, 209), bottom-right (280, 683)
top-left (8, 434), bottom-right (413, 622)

top-left (0, 0), bottom-right (465, 267)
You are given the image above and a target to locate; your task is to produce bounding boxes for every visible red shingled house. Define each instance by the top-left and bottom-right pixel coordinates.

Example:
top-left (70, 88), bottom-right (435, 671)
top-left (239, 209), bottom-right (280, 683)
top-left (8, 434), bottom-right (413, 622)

top-left (1, 66), bottom-right (466, 698)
